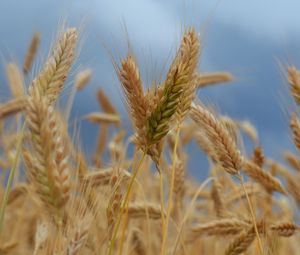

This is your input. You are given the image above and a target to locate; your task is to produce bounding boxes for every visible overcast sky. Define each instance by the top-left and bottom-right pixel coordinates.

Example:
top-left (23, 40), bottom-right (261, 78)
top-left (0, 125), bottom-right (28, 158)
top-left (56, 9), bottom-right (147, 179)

top-left (1, 0), bottom-right (300, 179)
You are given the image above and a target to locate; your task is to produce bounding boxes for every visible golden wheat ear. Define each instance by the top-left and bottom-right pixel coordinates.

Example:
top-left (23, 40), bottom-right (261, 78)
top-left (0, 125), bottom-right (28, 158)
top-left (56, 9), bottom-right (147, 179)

top-left (225, 221), bottom-right (265, 255)
top-left (190, 103), bottom-right (243, 175)
top-left (290, 113), bottom-right (300, 153)
top-left (26, 95), bottom-right (71, 214)
top-left (196, 72), bottom-right (233, 88)
top-left (242, 160), bottom-right (285, 194)
top-left (251, 146), bottom-right (264, 168)
top-left (270, 222), bottom-right (298, 237)
top-left (173, 28), bottom-right (201, 124)
top-left (147, 28), bottom-right (200, 145)
top-left (0, 97), bottom-right (27, 120)
top-left (287, 66), bottom-right (300, 105)
top-left (28, 28), bottom-right (77, 104)
top-left (23, 32), bottom-right (41, 74)
top-left (190, 218), bottom-right (250, 237)
top-left (6, 63), bottom-right (25, 98)
top-left (118, 55), bottom-right (148, 149)
top-left (284, 151), bottom-right (300, 171)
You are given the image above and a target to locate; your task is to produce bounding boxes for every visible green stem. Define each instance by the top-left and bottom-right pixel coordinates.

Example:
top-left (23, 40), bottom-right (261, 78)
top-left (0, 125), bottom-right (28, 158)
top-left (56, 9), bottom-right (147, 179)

top-left (238, 174), bottom-right (264, 255)
top-left (107, 151), bottom-right (146, 255)
top-left (0, 123), bottom-right (25, 238)
top-left (161, 126), bottom-right (180, 255)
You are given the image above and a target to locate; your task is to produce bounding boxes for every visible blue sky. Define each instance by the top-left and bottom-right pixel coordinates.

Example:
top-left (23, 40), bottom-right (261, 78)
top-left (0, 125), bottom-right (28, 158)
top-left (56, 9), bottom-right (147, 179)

top-left (1, 0), bottom-right (300, 179)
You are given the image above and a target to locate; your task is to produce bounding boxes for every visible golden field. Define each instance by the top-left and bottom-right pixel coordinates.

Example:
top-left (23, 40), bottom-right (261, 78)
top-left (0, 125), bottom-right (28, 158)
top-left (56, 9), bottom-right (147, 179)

top-left (0, 25), bottom-right (300, 255)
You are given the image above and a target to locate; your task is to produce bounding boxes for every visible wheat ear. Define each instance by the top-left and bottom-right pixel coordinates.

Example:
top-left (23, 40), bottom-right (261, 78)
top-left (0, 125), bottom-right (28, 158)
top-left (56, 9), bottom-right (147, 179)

top-left (196, 72), bottom-right (233, 88)
top-left (28, 28), bottom-right (77, 104)
top-left (147, 29), bottom-right (199, 145)
top-left (26, 92), bottom-right (71, 213)
top-left (287, 66), bottom-right (300, 105)
top-left (190, 103), bottom-right (243, 175)
top-left (242, 160), bottom-right (285, 194)
top-left (191, 218), bottom-right (250, 237)
top-left (225, 221), bottom-right (265, 255)
top-left (0, 97), bottom-right (27, 120)
top-left (118, 55), bottom-right (147, 147)
top-left (75, 69), bottom-right (92, 91)
top-left (6, 63), bottom-right (25, 98)
top-left (290, 113), bottom-right (300, 153)
top-left (174, 28), bottom-right (200, 123)
top-left (284, 151), bottom-right (300, 172)
top-left (67, 225), bottom-right (89, 255)
top-left (270, 222), bottom-right (298, 237)
top-left (23, 32), bottom-right (41, 74)
top-left (125, 202), bottom-right (163, 220)
top-left (252, 146), bottom-right (265, 167)
top-left (131, 229), bottom-right (146, 255)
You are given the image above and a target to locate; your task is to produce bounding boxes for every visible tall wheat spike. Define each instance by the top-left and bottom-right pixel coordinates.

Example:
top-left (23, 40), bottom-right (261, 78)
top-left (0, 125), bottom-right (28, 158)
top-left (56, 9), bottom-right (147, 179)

top-left (118, 55), bottom-right (148, 149)
top-left (290, 113), bottom-right (300, 153)
top-left (190, 103), bottom-right (243, 175)
top-left (147, 29), bottom-right (200, 145)
top-left (287, 66), bottom-right (300, 105)
top-left (225, 222), bottom-right (265, 255)
top-left (196, 72), bottom-right (233, 88)
top-left (243, 160), bottom-right (285, 194)
top-left (26, 88), bottom-right (70, 212)
top-left (174, 28), bottom-right (200, 124)
top-left (6, 63), bottom-right (25, 98)
top-left (28, 28), bottom-right (77, 104)
top-left (23, 32), bottom-right (41, 74)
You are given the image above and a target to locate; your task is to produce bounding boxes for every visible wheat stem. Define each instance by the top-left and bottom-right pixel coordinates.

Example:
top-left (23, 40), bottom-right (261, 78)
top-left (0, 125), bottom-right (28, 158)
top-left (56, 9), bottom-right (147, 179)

top-left (117, 209), bottom-right (129, 255)
top-left (161, 125), bottom-right (180, 255)
top-left (172, 177), bottom-right (214, 255)
top-left (0, 124), bottom-right (25, 238)
top-left (237, 174), bottom-right (264, 255)
top-left (159, 168), bottom-right (166, 246)
top-left (107, 150), bottom-right (147, 255)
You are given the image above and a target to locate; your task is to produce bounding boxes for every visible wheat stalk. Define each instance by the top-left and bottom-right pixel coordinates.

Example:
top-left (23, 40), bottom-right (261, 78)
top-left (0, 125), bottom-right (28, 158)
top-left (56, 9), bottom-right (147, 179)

top-left (210, 180), bottom-right (227, 218)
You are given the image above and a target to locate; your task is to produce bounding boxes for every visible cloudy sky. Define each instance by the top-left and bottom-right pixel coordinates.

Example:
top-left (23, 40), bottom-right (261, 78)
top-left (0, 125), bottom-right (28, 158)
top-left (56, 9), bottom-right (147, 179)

top-left (1, 0), bottom-right (300, 179)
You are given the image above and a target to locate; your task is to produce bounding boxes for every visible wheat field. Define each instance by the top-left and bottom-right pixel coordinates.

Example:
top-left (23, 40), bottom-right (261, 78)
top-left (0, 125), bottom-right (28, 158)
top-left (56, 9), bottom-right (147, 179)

top-left (0, 25), bottom-right (300, 255)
